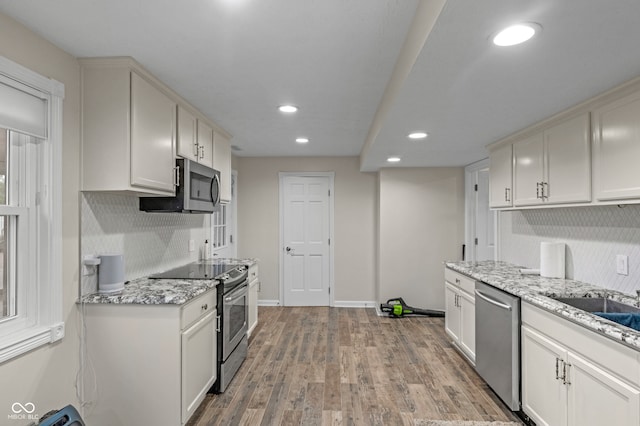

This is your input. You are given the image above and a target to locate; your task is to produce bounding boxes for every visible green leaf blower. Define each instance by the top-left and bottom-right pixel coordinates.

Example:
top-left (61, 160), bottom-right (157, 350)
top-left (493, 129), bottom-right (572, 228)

top-left (380, 297), bottom-right (445, 318)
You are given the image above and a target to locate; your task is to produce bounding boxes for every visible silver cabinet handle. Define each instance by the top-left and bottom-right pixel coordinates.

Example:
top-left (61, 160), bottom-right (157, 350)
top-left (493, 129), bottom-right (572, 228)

top-left (215, 315), bottom-right (221, 332)
top-left (555, 358), bottom-right (562, 380)
top-left (563, 362), bottom-right (571, 385)
top-left (174, 166), bottom-right (180, 187)
top-left (474, 290), bottom-right (512, 311)
top-left (199, 145), bottom-right (205, 159)
top-left (542, 181), bottom-right (548, 200)
top-left (504, 187), bottom-right (511, 202)
top-left (194, 142), bottom-right (199, 157)
top-left (536, 182), bottom-right (541, 199)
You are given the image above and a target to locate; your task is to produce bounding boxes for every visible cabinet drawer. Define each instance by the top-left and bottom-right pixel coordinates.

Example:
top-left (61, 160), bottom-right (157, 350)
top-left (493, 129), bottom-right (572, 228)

top-left (445, 268), bottom-right (475, 294)
top-left (181, 290), bottom-right (216, 330)
top-left (248, 263), bottom-right (259, 283)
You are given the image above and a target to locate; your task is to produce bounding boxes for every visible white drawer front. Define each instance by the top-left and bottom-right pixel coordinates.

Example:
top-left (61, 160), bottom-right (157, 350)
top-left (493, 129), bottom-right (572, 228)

top-left (445, 268), bottom-right (475, 294)
top-left (181, 290), bottom-right (216, 330)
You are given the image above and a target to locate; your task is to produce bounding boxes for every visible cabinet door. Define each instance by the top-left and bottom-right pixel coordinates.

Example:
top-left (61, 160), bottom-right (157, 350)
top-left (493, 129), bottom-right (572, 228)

top-left (213, 131), bottom-right (232, 203)
top-left (177, 105), bottom-right (198, 162)
top-left (513, 133), bottom-right (544, 206)
top-left (458, 290), bottom-right (475, 362)
top-left (248, 279), bottom-right (259, 337)
top-left (544, 113), bottom-right (591, 204)
top-left (521, 326), bottom-right (568, 426)
top-left (593, 90), bottom-right (640, 201)
top-left (488, 144), bottom-right (513, 208)
top-left (444, 283), bottom-right (461, 343)
top-left (197, 120), bottom-right (214, 169)
top-left (181, 310), bottom-right (217, 423)
top-left (130, 72), bottom-right (176, 193)
top-left (567, 352), bottom-right (640, 426)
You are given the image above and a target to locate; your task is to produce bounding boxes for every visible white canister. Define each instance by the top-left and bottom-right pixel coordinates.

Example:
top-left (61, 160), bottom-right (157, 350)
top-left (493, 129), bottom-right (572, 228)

top-left (98, 254), bottom-right (125, 293)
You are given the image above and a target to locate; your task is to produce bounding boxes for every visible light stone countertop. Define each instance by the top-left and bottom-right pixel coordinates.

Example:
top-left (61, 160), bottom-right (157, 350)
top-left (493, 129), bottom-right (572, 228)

top-left (79, 257), bottom-right (258, 305)
top-left (445, 260), bottom-right (640, 351)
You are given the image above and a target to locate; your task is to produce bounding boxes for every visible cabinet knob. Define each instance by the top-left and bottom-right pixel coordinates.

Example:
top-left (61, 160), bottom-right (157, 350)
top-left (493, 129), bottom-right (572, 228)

top-left (202, 303), bottom-right (208, 311)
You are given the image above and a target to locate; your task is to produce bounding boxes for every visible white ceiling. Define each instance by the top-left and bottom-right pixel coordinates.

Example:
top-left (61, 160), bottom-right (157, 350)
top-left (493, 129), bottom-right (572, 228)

top-left (2, 0), bottom-right (640, 171)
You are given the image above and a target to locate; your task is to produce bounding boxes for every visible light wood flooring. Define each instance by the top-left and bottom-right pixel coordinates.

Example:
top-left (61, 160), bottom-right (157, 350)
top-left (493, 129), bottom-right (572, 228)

top-left (187, 307), bottom-right (523, 426)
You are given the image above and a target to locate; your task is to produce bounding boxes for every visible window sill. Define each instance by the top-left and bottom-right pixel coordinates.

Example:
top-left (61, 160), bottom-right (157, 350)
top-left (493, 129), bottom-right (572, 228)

top-left (0, 322), bottom-right (65, 364)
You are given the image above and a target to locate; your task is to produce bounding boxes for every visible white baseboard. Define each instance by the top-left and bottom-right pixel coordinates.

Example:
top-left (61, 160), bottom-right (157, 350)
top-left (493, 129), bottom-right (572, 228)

top-left (257, 299), bottom-right (281, 306)
top-left (333, 301), bottom-right (377, 308)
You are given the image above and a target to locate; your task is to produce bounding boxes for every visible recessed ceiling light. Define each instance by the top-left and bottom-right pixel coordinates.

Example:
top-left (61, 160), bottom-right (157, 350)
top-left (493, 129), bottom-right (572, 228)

top-left (296, 137), bottom-right (309, 144)
top-left (278, 105), bottom-right (298, 113)
top-left (408, 132), bottom-right (428, 140)
top-left (387, 156), bottom-right (401, 163)
top-left (492, 23), bottom-right (540, 47)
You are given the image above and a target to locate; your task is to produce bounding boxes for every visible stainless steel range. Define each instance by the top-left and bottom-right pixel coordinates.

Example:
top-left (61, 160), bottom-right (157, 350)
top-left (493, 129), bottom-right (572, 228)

top-left (150, 261), bottom-right (249, 393)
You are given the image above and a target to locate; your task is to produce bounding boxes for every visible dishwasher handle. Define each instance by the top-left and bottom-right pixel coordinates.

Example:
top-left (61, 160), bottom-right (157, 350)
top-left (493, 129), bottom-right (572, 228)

top-left (475, 289), bottom-right (512, 311)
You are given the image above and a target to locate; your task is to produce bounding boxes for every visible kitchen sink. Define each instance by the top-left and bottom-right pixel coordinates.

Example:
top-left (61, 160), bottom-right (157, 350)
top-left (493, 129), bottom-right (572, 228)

top-left (553, 297), bottom-right (640, 314)
top-left (553, 297), bottom-right (640, 331)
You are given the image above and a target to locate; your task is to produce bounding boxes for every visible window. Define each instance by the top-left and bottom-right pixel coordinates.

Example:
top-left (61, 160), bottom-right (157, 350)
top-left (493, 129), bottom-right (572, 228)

top-left (211, 204), bottom-right (227, 249)
top-left (0, 56), bottom-right (64, 364)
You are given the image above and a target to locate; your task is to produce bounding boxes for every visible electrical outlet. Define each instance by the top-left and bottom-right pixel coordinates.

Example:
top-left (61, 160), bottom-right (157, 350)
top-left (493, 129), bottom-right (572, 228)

top-left (188, 239), bottom-right (195, 252)
top-left (616, 254), bottom-right (629, 276)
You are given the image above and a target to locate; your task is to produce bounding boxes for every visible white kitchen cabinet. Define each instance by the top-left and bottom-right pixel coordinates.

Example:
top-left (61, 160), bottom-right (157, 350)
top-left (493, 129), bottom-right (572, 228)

top-left (248, 263), bottom-right (259, 337)
top-left (213, 130), bottom-right (232, 204)
top-left (521, 302), bottom-right (640, 426)
top-left (488, 144), bottom-right (513, 208)
top-left (522, 325), bottom-right (568, 426)
top-left (81, 58), bottom-right (177, 195)
top-left (177, 105), bottom-right (198, 162)
top-left (444, 268), bottom-right (475, 363)
top-left (593, 89), bottom-right (640, 201)
top-left (513, 113), bottom-right (591, 206)
top-left (84, 290), bottom-right (217, 426)
top-left (197, 120), bottom-right (214, 169)
top-left (181, 310), bottom-right (217, 422)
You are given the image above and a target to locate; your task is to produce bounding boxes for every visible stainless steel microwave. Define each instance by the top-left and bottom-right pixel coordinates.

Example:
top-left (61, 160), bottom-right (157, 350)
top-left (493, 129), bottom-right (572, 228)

top-left (139, 158), bottom-right (221, 213)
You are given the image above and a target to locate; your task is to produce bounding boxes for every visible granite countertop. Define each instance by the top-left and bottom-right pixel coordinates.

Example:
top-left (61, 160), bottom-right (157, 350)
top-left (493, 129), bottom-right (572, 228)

top-left (445, 260), bottom-right (640, 351)
top-left (80, 257), bottom-right (258, 306)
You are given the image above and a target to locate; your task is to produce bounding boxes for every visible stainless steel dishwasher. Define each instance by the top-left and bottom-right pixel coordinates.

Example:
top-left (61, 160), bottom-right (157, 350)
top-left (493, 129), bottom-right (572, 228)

top-left (475, 281), bottom-right (521, 411)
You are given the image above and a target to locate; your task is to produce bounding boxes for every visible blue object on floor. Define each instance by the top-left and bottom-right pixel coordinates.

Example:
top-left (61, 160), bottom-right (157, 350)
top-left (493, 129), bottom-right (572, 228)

top-left (38, 404), bottom-right (85, 426)
top-left (594, 312), bottom-right (640, 331)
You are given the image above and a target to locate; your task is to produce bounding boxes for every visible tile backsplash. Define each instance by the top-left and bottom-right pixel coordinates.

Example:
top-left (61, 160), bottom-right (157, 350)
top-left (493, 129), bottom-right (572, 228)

top-left (499, 204), bottom-right (640, 295)
top-left (81, 192), bottom-right (209, 296)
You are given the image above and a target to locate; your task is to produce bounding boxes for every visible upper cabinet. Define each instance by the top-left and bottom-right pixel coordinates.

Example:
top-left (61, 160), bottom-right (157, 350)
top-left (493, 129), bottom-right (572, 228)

top-left (489, 144), bottom-right (513, 208)
top-left (177, 105), bottom-right (198, 162)
top-left (81, 58), bottom-right (177, 195)
top-left (513, 113), bottom-right (591, 207)
top-left (593, 90), bottom-right (640, 201)
top-left (81, 57), bottom-right (233, 198)
top-left (213, 131), bottom-right (232, 204)
top-left (196, 120), bottom-right (214, 169)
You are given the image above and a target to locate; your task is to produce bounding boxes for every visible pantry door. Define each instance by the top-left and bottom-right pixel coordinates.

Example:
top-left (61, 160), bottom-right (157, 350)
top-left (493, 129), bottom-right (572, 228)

top-left (280, 173), bottom-right (334, 306)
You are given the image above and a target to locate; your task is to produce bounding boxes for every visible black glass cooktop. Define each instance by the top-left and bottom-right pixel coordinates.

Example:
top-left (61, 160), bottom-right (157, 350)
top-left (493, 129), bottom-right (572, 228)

top-left (150, 262), bottom-right (237, 280)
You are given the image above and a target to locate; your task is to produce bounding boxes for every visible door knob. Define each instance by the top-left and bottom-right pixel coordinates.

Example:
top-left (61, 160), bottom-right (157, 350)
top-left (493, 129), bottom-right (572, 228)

top-left (286, 246), bottom-right (293, 253)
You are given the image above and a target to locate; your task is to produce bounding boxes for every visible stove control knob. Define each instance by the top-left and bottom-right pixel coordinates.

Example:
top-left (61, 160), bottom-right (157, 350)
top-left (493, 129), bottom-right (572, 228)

top-left (219, 274), bottom-right (230, 281)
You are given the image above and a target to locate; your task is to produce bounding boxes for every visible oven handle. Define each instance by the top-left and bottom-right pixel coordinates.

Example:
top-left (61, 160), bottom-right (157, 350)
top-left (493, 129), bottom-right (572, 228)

top-left (475, 289), bottom-right (512, 311)
top-left (224, 283), bottom-right (248, 303)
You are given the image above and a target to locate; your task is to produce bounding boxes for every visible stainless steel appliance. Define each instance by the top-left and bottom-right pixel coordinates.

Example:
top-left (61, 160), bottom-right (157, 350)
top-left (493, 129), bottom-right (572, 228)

top-left (149, 262), bottom-right (249, 393)
top-left (475, 281), bottom-right (521, 411)
top-left (215, 268), bottom-right (248, 392)
top-left (139, 158), bottom-right (220, 213)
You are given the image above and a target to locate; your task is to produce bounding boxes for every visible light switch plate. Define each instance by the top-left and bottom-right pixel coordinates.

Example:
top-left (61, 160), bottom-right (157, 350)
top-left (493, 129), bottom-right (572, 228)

top-left (616, 254), bottom-right (629, 276)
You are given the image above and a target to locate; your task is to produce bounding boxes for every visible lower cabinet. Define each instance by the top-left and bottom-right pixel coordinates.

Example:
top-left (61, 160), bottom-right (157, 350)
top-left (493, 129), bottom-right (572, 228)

top-left (248, 263), bottom-right (259, 337)
top-left (444, 268), bottom-right (476, 363)
top-left (522, 303), bottom-right (640, 426)
top-left (84, 290), bottom-right (217, 426)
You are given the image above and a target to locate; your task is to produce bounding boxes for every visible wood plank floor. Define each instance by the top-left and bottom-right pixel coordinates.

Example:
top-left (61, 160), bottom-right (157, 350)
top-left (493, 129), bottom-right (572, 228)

top-left (187, 307), bottom-right (523, 426)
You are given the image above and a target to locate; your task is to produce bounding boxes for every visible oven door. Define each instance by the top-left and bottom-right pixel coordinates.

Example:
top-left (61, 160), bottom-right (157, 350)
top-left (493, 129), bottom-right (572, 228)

top-left (222, 281), bottom-right (248, 360)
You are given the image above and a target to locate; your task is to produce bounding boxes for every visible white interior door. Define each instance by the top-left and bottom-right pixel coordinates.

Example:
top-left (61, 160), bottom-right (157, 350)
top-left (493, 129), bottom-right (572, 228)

top-left (465, 160), bottom-right (496, 261)
top-left (281, 174), bottom-right (332, 306)
top-left (475, 168), bottom-right (495, 261)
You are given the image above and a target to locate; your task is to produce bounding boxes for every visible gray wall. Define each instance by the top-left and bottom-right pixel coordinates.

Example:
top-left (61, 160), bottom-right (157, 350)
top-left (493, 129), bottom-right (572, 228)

top-left (378, 168), bottom-right (465, 310)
